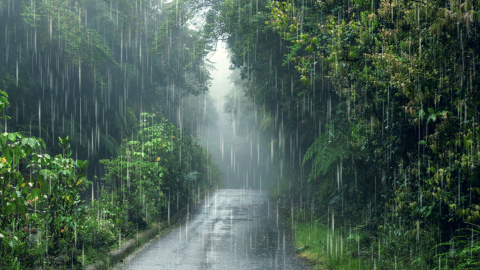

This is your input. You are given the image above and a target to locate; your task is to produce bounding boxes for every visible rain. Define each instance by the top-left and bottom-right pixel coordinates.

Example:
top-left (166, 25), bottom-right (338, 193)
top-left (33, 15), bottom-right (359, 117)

top-left (0, 0), bottom-right (480, 269)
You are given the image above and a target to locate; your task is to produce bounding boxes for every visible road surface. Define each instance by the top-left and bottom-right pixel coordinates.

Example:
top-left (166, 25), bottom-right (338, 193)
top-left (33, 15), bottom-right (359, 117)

top-left (123, 189), bottom-right (307, 269)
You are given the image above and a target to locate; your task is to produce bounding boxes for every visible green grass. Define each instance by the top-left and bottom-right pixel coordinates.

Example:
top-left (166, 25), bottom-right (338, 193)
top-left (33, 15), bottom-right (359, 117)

top-left (293, 220), bottom-right (374, 270)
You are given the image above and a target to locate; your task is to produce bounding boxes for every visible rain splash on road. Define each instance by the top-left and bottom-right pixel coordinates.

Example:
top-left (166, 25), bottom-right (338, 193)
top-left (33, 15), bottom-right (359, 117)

top-left (122, 189), bottom-right (308, 270)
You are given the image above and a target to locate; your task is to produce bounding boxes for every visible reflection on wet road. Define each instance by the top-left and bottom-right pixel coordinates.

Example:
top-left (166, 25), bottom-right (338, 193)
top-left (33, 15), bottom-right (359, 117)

top-left (124, 189), bottom-right (307, 269)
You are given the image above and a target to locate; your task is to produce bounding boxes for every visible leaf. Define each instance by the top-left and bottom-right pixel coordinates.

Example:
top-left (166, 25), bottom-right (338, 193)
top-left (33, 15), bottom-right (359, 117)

top-left (76, 160), bottom-right (84, 169)
top-left (4, 148), bottom-right (11, 163)
top-left (346, 233), bottom-right (361, 241)
top-left (7, 133), bottom-right (16, 141)
top-left (418, 109), bottom-right (425, 118)
top-left (27, 138), bottom-right (37, 148)
top-left (425, 206), bottom-right (433, 217)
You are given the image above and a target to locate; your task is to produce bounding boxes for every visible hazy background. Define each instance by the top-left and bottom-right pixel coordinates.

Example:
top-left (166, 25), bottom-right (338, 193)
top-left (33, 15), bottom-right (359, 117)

top-left (196, 41), bottom-right (273, 190)
top-left (208, 42), bottom-right (234, 112)
top-left (197, 41), bottom-right (237, 187)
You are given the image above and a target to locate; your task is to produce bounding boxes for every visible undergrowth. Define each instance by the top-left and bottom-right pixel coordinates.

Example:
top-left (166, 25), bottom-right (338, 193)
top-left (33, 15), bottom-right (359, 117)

top-left (292, 207), bottom-right (480, 270)
top-left (293, 218), bottom-right (372, 270)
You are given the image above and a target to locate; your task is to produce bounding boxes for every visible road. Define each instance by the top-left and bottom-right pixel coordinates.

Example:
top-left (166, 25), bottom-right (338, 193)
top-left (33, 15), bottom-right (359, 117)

top-left (122, 189), bottom-right (308, 270)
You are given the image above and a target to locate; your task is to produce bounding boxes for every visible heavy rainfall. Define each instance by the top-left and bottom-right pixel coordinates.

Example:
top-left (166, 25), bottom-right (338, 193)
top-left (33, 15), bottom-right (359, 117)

top-left (0, 0), bottom-right (479, 269)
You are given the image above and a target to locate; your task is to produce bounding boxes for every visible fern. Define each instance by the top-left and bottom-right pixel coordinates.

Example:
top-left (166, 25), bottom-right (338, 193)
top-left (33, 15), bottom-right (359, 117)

top-left (100, 133), bottom-right (119, 156)
top-left (434, 227), bottom-right (480, 269)
top-left (261, 112), bottom-right (273, 131)
top-left (303, 132), bottom-right (347, 181)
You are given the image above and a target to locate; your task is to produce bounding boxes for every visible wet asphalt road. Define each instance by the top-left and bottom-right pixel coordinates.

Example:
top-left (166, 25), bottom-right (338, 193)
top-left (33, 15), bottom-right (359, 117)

top-left (124, 189), bottom-right (307, 270)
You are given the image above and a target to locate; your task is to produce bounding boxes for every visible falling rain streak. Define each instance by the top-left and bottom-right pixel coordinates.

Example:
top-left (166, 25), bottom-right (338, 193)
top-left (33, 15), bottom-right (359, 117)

top-left (1, 0), bottom-right (480, 269)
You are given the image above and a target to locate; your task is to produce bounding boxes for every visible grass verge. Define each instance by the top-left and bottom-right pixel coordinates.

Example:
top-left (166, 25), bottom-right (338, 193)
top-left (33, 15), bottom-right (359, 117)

top-left (293, 220), bottom-right (376, 270)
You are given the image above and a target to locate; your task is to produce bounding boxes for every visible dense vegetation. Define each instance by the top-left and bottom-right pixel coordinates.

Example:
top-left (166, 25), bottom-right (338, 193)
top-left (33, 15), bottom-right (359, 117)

top-left (0, 0), bottom-right (220, 268)
top-left (212, 0), bottom-right (480, 268)
top-left (2, 0), bottom-right (480, 268)
top-left (0, 100), bottom-right (218, 268)
top-left (0, 0), bottom-right (218, 170)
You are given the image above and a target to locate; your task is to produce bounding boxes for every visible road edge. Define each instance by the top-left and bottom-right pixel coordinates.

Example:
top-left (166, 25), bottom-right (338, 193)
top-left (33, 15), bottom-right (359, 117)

top-left (86, 188), bottom-right (216, 270)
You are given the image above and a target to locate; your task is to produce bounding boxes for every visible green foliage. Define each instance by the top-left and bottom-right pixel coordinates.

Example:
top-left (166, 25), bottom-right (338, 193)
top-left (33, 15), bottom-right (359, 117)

top-left (217, 0), bottom-right (480, 267)
top-left (0, 0), bottom-right (222, 268)
top-left (303, 132), bottom-right (348, 180)
top-left (0, 86), bottom-right (219, 268)
top-left (0, 89), bottom-right (90, 268)
top-left (292, 211), bottom-right (374, 270)
top-left (435, 227), bottom-right (480, 269)
top-left (0, 0), bottom-right (217, 179)
top-left (29, 136), bottom-right (91, 259)
top-left (99, 113), bottom-right (219, 245)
